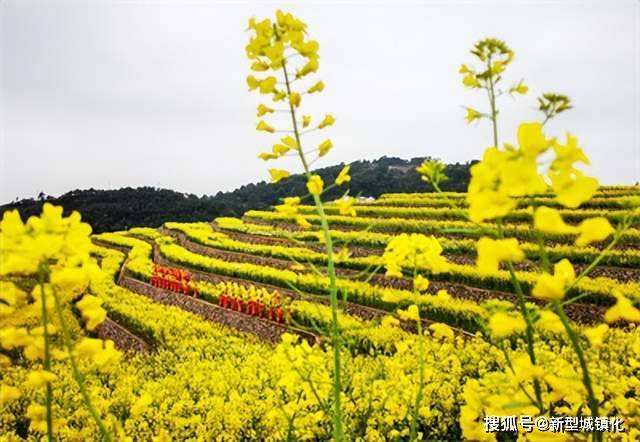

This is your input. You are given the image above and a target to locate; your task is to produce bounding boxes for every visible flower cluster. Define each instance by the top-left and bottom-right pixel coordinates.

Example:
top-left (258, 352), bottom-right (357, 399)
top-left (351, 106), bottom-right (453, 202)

top-left (0, 204), bottom-right (120, 438)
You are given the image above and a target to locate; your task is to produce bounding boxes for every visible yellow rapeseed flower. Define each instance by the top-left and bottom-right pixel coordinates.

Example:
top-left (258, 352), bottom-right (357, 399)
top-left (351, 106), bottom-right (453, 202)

top-left (75, 294), bottom-right (107, 330)
top-left (268, 169), bottom-right (291, 183)
top-left (276, 197), bottom-right (301, 215)
top-left (574, 217), bottom-right (614, 247)
top-left (397, 305), bottom-right (420, 322)
top-left (604, 292), bottom-right (640, 323)
top-left (535, 311), bottom-right (565, 334)
top-left (306, 175), bottom-right (324, 196)
top-left (517, 122), bottom-right (550, 158)
top-left (511, 80), bottom-right (528, 94)
top-left (0, 385), bottom-right (20, 405)
top-left (335, 166), bottom-right (351, 186)
top-left (429, 323), bottom-right (454, 341)
top-left (462, 74), bottom-right (480, 88)
top-left (23, 370), bottom-right (57, 389)
top-left (256, 120), bottom-right (275, 133)
top-left (289, 92), bottom-right (301, 107)
top-left (257, 104), bottom-right (274, 117)
top-left (258, 151), bottom-right (278, 161)
top-left (488, 312), bottom-right (526, 339)
top-left (583, 324), bottom-right (608, 347)
top-left (335, 197), bottom-right (356, 217)
top-left (476, 237), bottom-right (524, 274)
top-left (318, 139), bottom-right (333, 157)
top-left (534, 207), bottom-right (578, 235)
top-left (295, 216), bottom-right (312, 229)
top-left (317, 114), bottom-right (335, 129)
top-left (531, 259), bottom-right (575, 301)
top-left (307, 80), bottom-right (324, 94)
top-left (465, 107), bottom-right (482, 124)
top-left (549, 169), bottom-right (598, 209)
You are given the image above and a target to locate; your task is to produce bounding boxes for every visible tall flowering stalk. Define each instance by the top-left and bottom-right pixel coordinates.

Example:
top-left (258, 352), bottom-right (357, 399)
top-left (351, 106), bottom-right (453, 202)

top-left (245, 11), bottom-right (350, 440)
top-left (434, 37), bottom-right (640, 440)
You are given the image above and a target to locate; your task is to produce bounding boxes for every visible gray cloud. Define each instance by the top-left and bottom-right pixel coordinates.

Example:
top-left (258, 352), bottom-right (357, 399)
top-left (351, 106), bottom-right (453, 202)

top-left (1, 0), bottom-right (639, 204)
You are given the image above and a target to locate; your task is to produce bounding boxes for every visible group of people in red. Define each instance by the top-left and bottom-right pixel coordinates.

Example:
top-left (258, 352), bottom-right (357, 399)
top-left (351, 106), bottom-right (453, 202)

top-left (218, 292), bottom-right (286, 323)
top-left (150, 264), bottom-right (198, 297)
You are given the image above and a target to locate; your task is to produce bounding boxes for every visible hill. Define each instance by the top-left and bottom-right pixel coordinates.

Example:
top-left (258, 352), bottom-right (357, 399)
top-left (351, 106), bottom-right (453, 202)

top-left (0, 156), bottom-right (474, 233)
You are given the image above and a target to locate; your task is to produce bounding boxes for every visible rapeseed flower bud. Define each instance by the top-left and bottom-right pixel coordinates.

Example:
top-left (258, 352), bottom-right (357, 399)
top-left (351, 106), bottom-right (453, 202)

top-left (416, 160), bottom-right (448, 185)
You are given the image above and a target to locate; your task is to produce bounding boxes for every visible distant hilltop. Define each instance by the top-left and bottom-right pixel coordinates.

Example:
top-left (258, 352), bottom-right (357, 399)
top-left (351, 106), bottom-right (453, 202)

top-left (0, 156), bottom-right (475, 233)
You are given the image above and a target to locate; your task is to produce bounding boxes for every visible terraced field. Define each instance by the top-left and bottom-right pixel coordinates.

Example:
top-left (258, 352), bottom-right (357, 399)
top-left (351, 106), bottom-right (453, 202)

top-left (2, 185), bottom-right (639, 440)
top-left (3, 7), bottom-right (638, 439)
top-left (92, 186), bottom-right (640, 336)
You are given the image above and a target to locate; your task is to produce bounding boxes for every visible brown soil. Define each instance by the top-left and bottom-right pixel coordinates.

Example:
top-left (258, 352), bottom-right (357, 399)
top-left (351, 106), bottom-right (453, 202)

top-left (120, 275), bottom-right (318, 345)
top-left (161, 230), bottom-right (612, 326)
top-left (94, 317), bottom-right (152, 354)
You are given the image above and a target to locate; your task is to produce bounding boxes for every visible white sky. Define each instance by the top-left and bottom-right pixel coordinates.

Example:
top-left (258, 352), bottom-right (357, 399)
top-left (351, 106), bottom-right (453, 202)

top-left (1, 0), bottom-right (639, 204)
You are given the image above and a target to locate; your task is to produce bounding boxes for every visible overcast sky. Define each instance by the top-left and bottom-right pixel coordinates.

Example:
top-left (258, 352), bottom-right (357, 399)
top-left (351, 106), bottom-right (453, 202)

top-left (1, 0), bottom-right (639, 204)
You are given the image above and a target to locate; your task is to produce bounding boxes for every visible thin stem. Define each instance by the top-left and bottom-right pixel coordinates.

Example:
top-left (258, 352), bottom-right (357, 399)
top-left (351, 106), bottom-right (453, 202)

top-left (552, 302), bottom-right (600, 442)
top-left (50, 285), bottom-right (113, 442)
top-left (496, 221), bottom-right (544, 411)
top-left (37, 264), bottom-right (54, 442)
top-left (487, 56), bottom-right (499, 147)
top-left (562, 226), bottom-right (626, 306)
top-left (535, 232), bottom-right (551, 273)
top-left (409, 260), bottom-right (425, 442)
top-left (280, 48), bottom-right (344, 440)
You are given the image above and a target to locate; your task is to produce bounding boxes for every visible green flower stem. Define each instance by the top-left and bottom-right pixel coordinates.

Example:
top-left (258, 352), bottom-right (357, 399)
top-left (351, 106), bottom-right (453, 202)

top-left (496, 221), bottom-right (544, 412)
top-left (535, 232), bottom-right (551, 273)
top-left (552, 301), bottom-right (600, 442)
top-left (37, 264), bottom-right (54, 442)
top-left (486, 55), bottom-right (499, 148)
top-left (562, 224), bottom-right (627, 306)
top-left (50, 284), bottom-right (113, 442)
top-left (410, 316), bottom-right (425, 442)
top-left (409, 261), bottom-right (425, 442)
top-left (486, 65), bottom-right (545, 412)
top-left (281, 54), bottom-right (344, 440)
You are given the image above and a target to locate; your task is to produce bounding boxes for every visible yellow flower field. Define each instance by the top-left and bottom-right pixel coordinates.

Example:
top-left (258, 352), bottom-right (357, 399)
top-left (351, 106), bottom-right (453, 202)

top-left (2, 9), bottom-right (640, 442)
